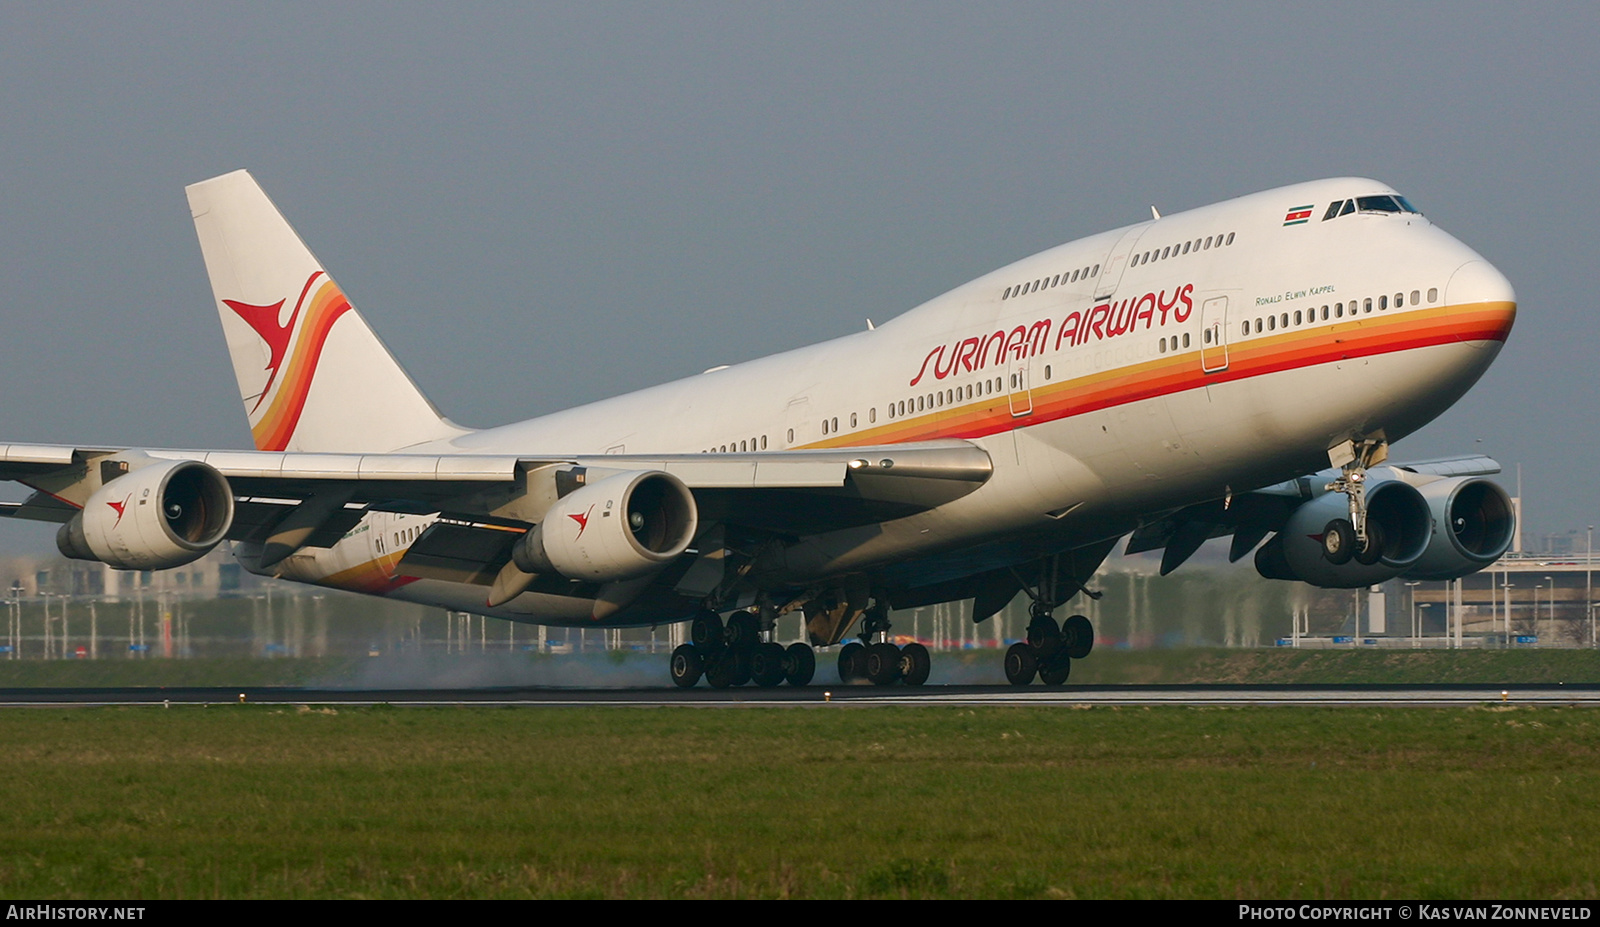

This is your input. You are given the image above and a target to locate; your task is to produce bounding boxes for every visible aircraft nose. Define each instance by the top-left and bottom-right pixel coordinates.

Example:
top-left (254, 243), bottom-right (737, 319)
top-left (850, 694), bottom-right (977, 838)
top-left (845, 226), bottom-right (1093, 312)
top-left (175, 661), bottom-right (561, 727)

top-left (1446, 260), bottom-right (1516, 308)
top-left (1444, 259), bottom-right (1516, 348)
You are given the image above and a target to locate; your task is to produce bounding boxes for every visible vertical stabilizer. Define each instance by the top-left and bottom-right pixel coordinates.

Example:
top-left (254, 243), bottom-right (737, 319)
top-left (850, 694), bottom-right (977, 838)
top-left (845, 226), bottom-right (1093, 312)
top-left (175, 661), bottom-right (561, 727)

top-left (186, 170), bottom-right (467, 452)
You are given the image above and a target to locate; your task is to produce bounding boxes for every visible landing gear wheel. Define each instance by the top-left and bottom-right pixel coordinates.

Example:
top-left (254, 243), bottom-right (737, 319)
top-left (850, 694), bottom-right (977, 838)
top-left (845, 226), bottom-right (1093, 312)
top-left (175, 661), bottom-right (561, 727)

top-left (1322, 519), bottom-right (1356, 565)
top-left (1004, 643), bottom-right (1038, 686)
top-left (899, 642), bottom-right (931, 687)
top-left (1355, 520), bottom-right (1387, 566)
top-left (669, 644), bottom-right (704, 688)
top-left (1061, 614), bottom-right (1094, 660)
top-left (783, 643), bottom-right (816, 687)
top-left (1038, 655), bottom-right (1071, 686)
top-left (838, 642), bottom-right (866, 683)
top-left (750, 642), bottom-right (787, 688)
top-left (866, 642), bottom-right (902, 686)
top-left (705, 651), bottom-right (741, 688)
top-left (729, 648), bottom-right (753, 686)
top-left (690, 610), bottom-right (724, 650)
top-left (726, 611), bottom-right (761, 648)
top-left (1027, 615), bottom-right (1063, 659)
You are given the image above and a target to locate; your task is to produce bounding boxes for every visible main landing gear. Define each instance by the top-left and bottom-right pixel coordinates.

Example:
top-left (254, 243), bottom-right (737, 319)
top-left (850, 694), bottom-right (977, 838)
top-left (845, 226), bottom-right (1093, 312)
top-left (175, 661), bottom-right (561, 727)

top-left (1004, 556), bottom-right (1096, 686)
top-left (836, 603), bottom-right (931, 687)
top-left (669, 609), bottom-right (816, 689)
top-left (1004, 604), bottom-right (1093, 686)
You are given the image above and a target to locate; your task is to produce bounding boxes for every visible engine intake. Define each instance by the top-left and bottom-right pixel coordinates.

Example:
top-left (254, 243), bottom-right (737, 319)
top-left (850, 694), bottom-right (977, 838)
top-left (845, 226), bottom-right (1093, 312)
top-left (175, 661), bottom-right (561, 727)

top-left (512, 470), bottom-right (698, 582)
top-left (57, 459), bottom-right (235, 570)
top-left (1405, 477), bottom-right (1516, 581)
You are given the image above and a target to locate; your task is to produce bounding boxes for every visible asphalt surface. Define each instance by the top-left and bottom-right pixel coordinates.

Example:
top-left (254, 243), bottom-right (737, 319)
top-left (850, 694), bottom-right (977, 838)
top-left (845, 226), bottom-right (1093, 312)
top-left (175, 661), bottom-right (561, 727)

top-left (1, 683), bottom-right (1598, 707)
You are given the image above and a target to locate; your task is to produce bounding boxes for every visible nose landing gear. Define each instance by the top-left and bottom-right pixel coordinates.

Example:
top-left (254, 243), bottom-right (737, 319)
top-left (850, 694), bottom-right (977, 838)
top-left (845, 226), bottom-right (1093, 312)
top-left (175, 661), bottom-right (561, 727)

top-left (1321, 436), bottom-right (1390, 566)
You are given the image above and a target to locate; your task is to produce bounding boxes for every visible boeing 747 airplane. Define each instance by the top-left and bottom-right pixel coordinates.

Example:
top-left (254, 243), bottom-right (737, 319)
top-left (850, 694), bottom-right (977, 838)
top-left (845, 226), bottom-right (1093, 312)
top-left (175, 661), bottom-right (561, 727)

top-left (0, 172), bottom-right (1517, 687)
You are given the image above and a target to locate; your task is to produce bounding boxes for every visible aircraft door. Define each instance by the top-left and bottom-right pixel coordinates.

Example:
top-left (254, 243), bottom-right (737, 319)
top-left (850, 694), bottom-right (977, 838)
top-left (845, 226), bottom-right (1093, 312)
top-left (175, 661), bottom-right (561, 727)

top-left (1200, 295), bottom-right (1229, 373)
top-left (1094, 223), bottom-right (1153, 301)
top-left (1007, 360), bottom-right (1033, 417)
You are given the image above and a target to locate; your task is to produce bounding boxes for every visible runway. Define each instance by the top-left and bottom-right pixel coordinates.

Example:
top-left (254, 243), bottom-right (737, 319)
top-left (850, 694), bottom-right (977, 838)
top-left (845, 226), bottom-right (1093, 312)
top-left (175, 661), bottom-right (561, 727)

top-left (2, 683), bottom-right (1598, 707)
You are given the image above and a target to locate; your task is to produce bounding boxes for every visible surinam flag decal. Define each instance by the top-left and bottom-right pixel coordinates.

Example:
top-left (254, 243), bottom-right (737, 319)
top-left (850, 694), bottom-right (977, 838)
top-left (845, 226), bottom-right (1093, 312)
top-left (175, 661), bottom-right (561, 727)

top-left (1282, 205), bottom-right (1314, 226)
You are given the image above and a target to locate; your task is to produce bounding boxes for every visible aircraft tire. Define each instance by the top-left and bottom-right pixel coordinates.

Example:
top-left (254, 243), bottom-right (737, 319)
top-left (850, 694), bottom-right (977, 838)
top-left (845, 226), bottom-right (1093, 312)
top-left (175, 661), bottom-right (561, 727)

top-left (1038, 655), bottom-right (1071, 686)
top-left (669, 644), bottom-right (705, 688)
top-left (866, 642), bottom-right (902, 686)
top-left (750, 642), bottom-right (787, 688)
top-left (729, 648), bottom-right (753, 686)
top-left (783, 643), bottom-right (816, 687)
top-left (690, 610), bottom-right (725, 651)
top-left (1062, 614), bottom-right (1094, 660)
top-left (1004, 642), bottom-right (1038, 686)
top-left (726, 611), bottom-right (761, 648)
top-left (900, 642), bottom-right (931, 687)
top-left (838, 642), bottom-right (866, 683)
top-left (1027, 615), bottom-right (1063, 659)
top-left (705, 652), bottom-right (741, 688)
top-left (1322, 519), bottom-right (1356, 565)
top-left (1355, 520), bottom-right (1387, 566)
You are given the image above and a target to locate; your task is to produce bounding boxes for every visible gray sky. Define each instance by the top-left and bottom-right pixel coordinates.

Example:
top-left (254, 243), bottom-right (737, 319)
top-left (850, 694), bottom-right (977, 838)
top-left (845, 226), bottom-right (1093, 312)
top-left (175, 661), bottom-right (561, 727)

top-left (1, 3), bottom-right (1596, 551)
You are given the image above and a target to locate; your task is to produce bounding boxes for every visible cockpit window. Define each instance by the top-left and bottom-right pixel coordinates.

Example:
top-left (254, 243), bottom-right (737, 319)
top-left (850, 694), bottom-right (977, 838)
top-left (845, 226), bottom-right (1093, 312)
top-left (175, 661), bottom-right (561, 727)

top-left (1393, 195), bottom-right (1421, 214)
top-left (1357, 195), bottom-right (1404, 214)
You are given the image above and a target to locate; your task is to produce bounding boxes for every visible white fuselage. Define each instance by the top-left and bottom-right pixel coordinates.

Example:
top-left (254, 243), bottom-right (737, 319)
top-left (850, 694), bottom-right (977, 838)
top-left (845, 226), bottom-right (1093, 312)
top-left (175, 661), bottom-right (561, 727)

top-left (267, 178), bottom-right (1516, 625)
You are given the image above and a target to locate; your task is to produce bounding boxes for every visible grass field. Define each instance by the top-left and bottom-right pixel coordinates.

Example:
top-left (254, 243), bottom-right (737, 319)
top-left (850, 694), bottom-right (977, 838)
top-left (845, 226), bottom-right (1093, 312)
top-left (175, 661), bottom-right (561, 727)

top-left (0, 704), bottom-right (1596, 898)
top-left (0, 647), bottom-right (1596, 688)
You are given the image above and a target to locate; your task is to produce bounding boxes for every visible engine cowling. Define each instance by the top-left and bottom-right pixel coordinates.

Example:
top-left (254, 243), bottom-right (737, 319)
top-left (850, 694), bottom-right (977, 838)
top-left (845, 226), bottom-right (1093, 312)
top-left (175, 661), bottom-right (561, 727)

top-left (512, 470), bottom-right (697, 582)
top-left (1255, 478), bottom-right (1432, 588)
top-left (1403, 477), bottom-right (1516, 581)
top-left (57, 459), bottom-right (235, 570)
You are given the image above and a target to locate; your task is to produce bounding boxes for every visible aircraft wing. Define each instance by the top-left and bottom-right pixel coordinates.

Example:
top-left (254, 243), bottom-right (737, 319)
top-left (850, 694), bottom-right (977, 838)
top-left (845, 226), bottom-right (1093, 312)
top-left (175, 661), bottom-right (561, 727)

top-left (0, 439), bottom-right (993, 544)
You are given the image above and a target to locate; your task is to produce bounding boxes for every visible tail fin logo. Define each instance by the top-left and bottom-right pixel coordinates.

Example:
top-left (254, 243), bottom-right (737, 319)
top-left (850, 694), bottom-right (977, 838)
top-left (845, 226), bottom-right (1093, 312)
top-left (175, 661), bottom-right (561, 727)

top-left (222, 270), bottom-right (353, 451)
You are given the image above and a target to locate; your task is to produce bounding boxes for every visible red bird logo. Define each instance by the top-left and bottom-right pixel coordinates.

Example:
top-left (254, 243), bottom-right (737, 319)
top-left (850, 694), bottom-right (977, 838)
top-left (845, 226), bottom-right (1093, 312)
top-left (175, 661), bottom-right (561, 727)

top-left (107, 495), bottom-right (130, 527)
top-left (223, 270), bottom-right (324, 412)
top-left (567, 506), bottom-right (594, 538)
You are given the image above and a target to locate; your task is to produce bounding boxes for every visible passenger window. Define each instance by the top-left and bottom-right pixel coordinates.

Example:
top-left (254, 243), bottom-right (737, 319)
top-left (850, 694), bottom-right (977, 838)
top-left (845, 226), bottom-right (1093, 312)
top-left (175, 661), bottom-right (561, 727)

top-left (850, 413), bottom-right (857, 428)
top-left (1225, 232), bottom-right (1235, 245)
top-left (1294, 310), bottom-right (1302, 325)
top-left (1204, 236), bottom-right (1213, 249)
top-left (1268, 316), bottom-right (1276, 331)
top-left (761, 436), bottom-right (768, 449)
top-left (1395, 292), bottom-right (1403, 308)
top-left (1161, 247), bottom-right (1171, 260)
top-left (1182, 241), bottom-right (1191, 254)
top-left (1428, 287), bottom-right (1438, 302)
top-left (1379, 295), bottom-right (1388, 310)
top-left (1158, 338), bottom-right (1167, 354)
top-left (1281, 313), bottom-right (1288, 328)
top-left (1182, 333), bottom-right (1190, 348)
top-left (1044, 365), bottom-right (1051, 379)
top-left (1204, 329), bottom-right (1212, 344)
top-left (1364, 298), bottom-right (1373, 313)
top-left (1411, 290), bottom-right (1420, 305)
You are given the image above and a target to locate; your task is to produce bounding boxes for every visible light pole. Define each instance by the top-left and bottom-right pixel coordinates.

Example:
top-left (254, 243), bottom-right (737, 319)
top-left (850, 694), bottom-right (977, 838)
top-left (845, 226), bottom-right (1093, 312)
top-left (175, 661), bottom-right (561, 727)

top-left (1542, 573), bottom-right (1555, 646)
top-left (1589, 525), bottom-right (1595, 647)
top-left (1406, 582), bottom-right (1421, 647)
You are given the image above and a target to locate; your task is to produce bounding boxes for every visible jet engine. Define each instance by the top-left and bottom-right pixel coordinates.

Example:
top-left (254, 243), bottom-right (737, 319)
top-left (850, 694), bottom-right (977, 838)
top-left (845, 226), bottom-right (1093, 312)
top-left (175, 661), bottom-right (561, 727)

top-left (57, 459), bottom-right (235, 570)
top-left (511, 470), bottom-right (698, 583)
top-left (1404, 477), bottom-right (1516, 581)
top-left (1254, 478), bottom-right (1432, 588)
